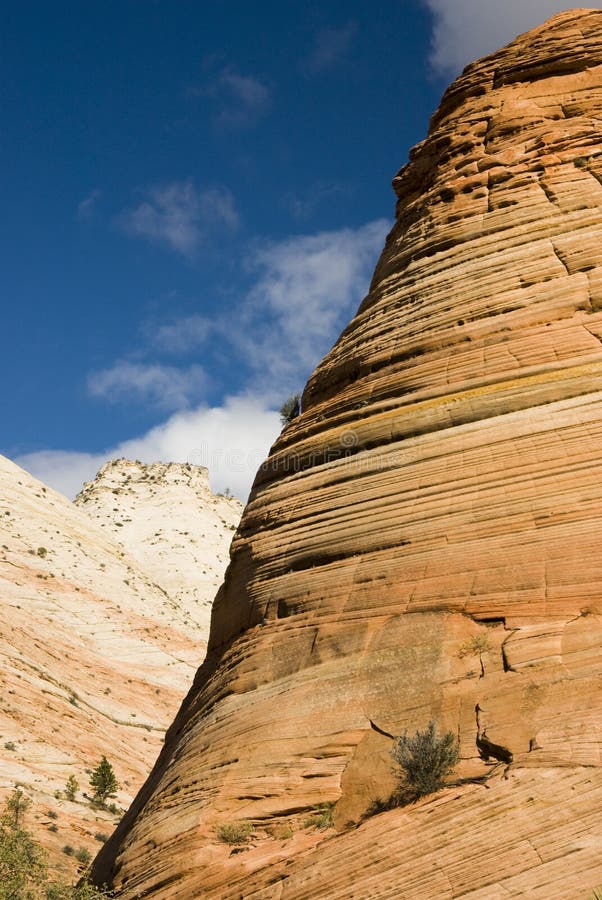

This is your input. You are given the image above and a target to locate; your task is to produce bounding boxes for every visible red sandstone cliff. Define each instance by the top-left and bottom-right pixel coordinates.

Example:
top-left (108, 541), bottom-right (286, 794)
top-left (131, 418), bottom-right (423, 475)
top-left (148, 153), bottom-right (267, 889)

top-left (92, 10), bottom-right (602, 898)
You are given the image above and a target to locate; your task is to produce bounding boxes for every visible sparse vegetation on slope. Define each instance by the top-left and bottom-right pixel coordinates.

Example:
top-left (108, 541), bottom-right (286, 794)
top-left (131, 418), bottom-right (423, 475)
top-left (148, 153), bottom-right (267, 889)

top-left (215, 821), bottom-right (254, 845)
top-left (391, 722), bottom-right (459, 803)
top-left (279, 394), bottom-right (300, 426)
top-left (0, 788), bottom-right (112, 899)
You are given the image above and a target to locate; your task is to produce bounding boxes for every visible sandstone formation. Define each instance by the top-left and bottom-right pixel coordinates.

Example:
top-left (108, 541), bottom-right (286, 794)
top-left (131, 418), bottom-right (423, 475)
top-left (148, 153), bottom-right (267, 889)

top-left (92, 10), bottom-right (602, 898)
top-left (75, 460), bottom-right (242, 639)
top-left (0, 455), bottom-right (237, 879)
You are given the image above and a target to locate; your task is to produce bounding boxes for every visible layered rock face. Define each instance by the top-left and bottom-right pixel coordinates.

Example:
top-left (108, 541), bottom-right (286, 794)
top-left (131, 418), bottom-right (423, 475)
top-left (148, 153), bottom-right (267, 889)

top-left (75, 460), bottom-right (242, 641)
top-left (0, 456), bottom-right (237, 878)
top-left (93, 10), bottom-right (602, 898)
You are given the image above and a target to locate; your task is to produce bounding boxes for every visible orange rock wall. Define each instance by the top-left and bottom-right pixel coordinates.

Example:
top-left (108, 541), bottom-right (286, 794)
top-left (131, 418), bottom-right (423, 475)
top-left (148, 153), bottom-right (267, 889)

top-left (93, 10), bottom-right (602, 898)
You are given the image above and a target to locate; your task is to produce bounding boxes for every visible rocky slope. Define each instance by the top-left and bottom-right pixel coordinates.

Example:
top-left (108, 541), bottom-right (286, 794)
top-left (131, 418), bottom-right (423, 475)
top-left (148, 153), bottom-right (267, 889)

top-left (0, 455), bottom-right (238, 880)
top-left (75, 460), bottom-right (241, 640)
top-left (92, 10), bottom-right (602, 899)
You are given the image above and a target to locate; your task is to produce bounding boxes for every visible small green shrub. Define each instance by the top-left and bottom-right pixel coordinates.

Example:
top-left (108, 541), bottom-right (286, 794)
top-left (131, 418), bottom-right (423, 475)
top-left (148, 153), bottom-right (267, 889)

top-left (47, 810), bottom-right (58, 820)
top-left (62, 845), bottom-right (74, 856)
top-left (215, 821), bottom-right (254, 845)
top-left (303, 802), bottom-right (335, 829)
top-left (279, 394), bottom-right (300, 426)
top-left (391, 721), bottom-right (459, 803)
top-left (94, 832), bottom-right (109, 843)
top-left (4, 741), bottom-right (16, 752)
top-left (37, 546), bottom-right (48, 558)
top-left (0, 818), bottom-right (47, 897)
top-left (75, 846), bottom-right (92, 864)
top-left (49, 823), bottom-right (58, 833)
top-left (64, 774), bottom-right (79, 802)
top-left (458, 633), bottom-right (491, 658)
top-left (458, 632), bottom-right (492, 676)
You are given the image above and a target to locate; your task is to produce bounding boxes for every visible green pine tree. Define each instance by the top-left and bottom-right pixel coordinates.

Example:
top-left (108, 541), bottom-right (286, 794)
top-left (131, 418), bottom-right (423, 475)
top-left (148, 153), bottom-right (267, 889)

top-left (89, 757), bottom-right (118, 805)
top-left (4, 786), bottom-right (32, 830)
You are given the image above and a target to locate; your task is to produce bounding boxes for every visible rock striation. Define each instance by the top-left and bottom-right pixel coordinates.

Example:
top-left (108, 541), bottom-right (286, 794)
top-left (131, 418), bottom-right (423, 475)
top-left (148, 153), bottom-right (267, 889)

top-left (75, 459), bottom-right (242, 641)
top-left (92, 10), bottom-right (602, 898)
top-left (0, 455), bottom-right (238, 879)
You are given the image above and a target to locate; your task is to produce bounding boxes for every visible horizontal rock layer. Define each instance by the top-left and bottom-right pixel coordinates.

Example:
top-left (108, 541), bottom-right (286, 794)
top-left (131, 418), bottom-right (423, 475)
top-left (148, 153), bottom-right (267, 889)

top-left (93, 10), bottom-right (602, 898)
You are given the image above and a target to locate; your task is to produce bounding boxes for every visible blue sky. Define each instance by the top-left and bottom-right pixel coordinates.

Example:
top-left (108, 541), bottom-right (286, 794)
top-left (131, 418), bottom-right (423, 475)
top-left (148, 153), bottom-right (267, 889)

top-left (4, 1), bottom-right (599, 498)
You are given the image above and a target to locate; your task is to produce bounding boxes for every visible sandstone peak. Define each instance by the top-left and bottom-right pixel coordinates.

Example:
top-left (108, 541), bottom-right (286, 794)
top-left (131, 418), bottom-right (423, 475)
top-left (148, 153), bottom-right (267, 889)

top-left (78, 457), bottom-right (212, 494)
top-left (75, 458), bottom-right (242, 638)
top-left (93, 12), bottom-right (602, 899)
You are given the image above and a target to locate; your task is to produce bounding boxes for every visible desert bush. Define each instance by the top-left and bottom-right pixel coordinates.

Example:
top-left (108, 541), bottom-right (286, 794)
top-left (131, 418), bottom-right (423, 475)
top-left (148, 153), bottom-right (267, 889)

top-left (458, 632), bottom-right (492, 676)
top-left (215, 821), bottom-right (254, 845)
top-left (279, 394), bottom-right (300, 426)
top-left (75, 847), bottom-right (92, 865)
top-left (94, 832), bottom-right (109, 843)
top-left (458, 633), bottom-right (491, 658)
top-left (64, 774), bottom-right (79, 802)
top-left (0, 791), bottom-right (110, 898)
top-left (46, 880), bottom-right (113, 899)
top-left (303, 802), bottom-right (335, 829)
top-left (391, 721), bottom-right (459, 802)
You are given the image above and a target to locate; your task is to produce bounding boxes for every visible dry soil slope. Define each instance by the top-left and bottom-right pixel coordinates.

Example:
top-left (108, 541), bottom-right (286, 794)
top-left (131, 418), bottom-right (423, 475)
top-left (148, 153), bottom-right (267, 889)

top-left (0, 455), bottom-right (234, 882)
top-left (75, 459), bottom-right (242, 640)
top-left (92, 10), bottom-right (602, 899)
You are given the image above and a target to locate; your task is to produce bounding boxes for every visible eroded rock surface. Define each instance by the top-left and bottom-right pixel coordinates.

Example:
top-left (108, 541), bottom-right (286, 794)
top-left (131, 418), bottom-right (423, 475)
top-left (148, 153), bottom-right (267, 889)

top-left (92, 10), bottom-right (602, 898)
top-left (75, 459), bottom-right (242, 639)
top-left (0, 456), bottom-right (237, 879)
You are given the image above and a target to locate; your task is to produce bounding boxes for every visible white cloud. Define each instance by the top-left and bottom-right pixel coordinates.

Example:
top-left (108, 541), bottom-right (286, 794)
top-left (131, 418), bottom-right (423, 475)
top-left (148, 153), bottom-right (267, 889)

top-left (237, 219), bottom-right (388, 401)
top-left (193, 67), bottom-right (271, 130)
top-left (422, 1), bottom-right (602, 76)
top-left (140, 219), bottom-right (388, 403)
top-left (118, 180), bottom-right (238, 257)
top-left (149, 314), bottom-right (213, 354)
top-left (87, 361), bottom-right (207, 410)
top-left (304, 22), bottom-right (357, 75)
top-left (15, 395), bottom-right (280, 501)
top-left (18, 218), bottom-right (389, 502)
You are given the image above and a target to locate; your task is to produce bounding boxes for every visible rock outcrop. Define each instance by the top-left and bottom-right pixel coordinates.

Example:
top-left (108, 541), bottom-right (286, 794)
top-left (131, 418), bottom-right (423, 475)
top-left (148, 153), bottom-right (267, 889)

top-left (75, 460), bottom-right (241, 640)
top-left (0, 456), bottom-right (238, 879)
top-left (92, 10), bottom-right (602, 898)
